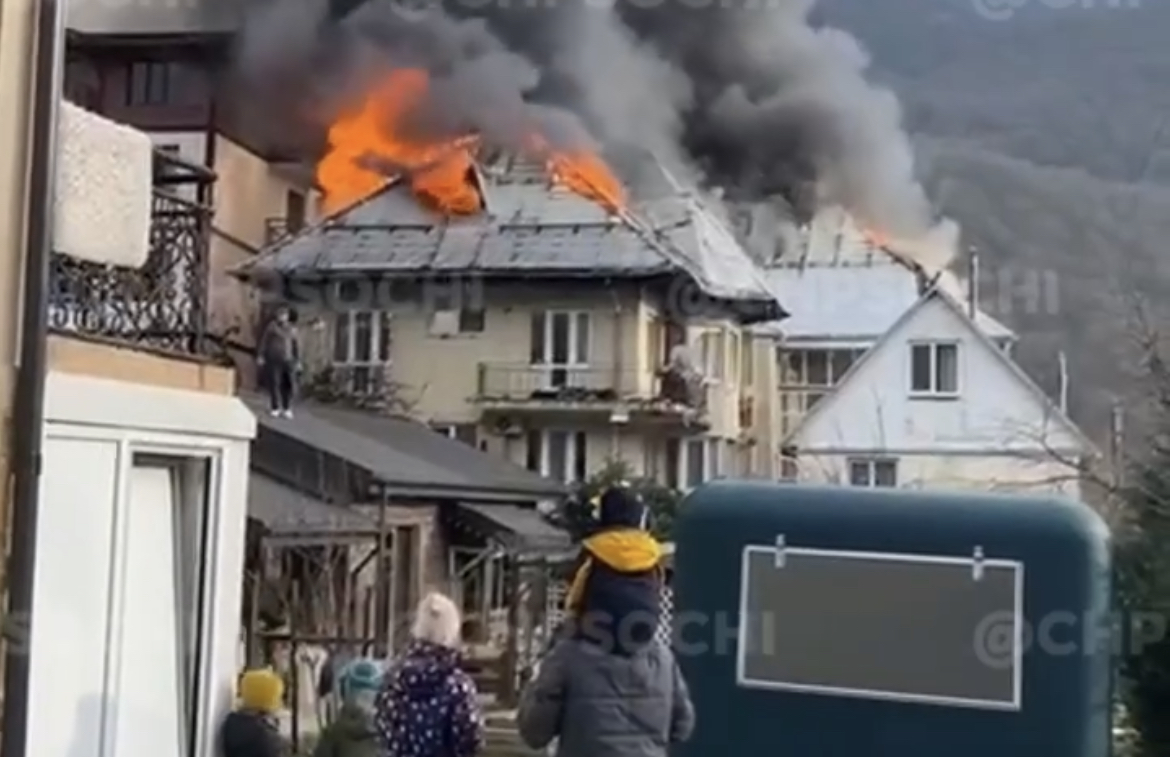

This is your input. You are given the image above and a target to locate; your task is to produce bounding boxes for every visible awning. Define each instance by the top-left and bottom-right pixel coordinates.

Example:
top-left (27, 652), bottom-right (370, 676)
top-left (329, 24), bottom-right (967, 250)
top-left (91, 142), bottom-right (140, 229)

top-left (455, 502), bottom-right (573, 560)
top-left (248, 473), bottom-right (377, 545)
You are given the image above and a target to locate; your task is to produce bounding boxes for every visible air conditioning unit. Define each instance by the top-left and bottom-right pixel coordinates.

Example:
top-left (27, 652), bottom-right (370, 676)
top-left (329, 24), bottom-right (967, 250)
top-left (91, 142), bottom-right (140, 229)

top-left (429, 309), bottom-right (459, 337)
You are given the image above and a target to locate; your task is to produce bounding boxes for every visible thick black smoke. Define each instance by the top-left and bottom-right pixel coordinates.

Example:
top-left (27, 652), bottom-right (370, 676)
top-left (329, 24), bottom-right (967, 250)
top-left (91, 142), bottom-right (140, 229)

top-left (224, 0), bottom-right (942, 243)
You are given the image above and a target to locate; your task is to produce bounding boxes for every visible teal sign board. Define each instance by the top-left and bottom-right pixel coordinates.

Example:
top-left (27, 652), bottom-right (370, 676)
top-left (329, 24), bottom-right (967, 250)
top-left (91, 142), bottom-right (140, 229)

top-left (671, 482), bottom-right (1112, 757)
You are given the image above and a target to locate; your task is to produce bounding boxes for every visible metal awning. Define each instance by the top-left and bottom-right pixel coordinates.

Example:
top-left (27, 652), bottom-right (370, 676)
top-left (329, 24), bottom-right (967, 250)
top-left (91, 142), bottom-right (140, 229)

top-left (248, 473), bottom-right (377, 545)
top-left (455, 502), bottom-right (573, 560)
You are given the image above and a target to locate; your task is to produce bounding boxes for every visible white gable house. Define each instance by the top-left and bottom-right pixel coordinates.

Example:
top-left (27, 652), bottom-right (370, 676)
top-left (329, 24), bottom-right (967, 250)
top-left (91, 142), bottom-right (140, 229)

top-left (782, 287), bottom-right (1095, 497)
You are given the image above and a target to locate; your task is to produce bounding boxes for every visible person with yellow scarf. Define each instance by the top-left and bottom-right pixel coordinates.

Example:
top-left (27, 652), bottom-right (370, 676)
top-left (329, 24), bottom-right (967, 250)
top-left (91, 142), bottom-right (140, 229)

top-left (562, 484), bottom-right (664, 655)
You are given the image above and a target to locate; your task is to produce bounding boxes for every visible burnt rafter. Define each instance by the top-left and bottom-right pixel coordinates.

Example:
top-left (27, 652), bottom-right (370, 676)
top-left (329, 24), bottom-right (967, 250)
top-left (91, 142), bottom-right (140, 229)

top-left (48, 149), bottom-right (216, 356)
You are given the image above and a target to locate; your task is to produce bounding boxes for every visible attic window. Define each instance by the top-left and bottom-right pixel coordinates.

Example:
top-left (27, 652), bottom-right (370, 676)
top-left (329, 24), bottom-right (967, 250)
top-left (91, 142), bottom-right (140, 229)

top-left (909, 342), bottom-right (959, 397)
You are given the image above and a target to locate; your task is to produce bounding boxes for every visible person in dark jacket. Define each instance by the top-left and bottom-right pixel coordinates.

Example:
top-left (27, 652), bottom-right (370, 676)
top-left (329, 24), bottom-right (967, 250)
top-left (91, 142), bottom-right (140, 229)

top-left (518, 633), bottom-right (695, 757)
top-left (314, 658), bottom-right (383, 757)
top-left (219, 667), bottom-right (288, 757)
top-left (258, 307), bottom-right (300, 418)
top-left (374, 592), bottom-right (483, 757)
top-left (564, 484), bottom-right (664, 654)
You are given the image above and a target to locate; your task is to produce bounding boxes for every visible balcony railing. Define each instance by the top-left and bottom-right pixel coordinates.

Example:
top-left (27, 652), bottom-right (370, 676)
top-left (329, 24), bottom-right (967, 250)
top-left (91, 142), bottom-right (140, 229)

top-left (476, 362), bottom-right (709, 413)
top-left (48, 150), bottom-right (215, 357)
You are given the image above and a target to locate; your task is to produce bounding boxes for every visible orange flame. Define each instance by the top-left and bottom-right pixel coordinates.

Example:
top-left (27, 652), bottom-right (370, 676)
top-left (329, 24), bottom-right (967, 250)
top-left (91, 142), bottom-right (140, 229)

top-left (862, 228), bottom-right (889, 249)
top-left (316, 68), bottom-right (625, 217)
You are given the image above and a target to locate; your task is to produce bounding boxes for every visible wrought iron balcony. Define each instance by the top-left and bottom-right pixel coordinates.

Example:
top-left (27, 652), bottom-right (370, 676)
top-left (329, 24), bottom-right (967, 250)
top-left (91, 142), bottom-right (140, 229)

top-left (48, 150), bottom-right (214, 356)
top-left (475, 362), bottom-right (710, 416)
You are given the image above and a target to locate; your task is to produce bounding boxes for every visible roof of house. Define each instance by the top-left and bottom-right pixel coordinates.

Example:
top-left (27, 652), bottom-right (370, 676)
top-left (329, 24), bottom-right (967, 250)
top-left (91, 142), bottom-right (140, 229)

top-left (755, 261), bottom-right (1015, 342)
top-left (247, 472), bottom-right (376, 542)
top-left (243, 395), bottom-right (565, 501)
top-left (238, 155), bottom-right (785, 323)
top-left (786, 286), bottom-right (1097, 454)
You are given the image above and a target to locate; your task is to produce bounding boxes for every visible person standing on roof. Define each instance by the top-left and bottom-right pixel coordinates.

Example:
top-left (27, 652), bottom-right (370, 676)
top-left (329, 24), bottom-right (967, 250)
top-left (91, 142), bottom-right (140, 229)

top-left (258, 306), bottom-right (300, 418)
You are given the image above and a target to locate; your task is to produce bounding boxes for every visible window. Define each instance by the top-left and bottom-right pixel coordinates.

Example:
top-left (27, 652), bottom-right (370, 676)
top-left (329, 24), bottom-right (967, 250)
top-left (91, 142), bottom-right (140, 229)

top-left (430, 288), bottom-right (484, 335)
top-left (781, 348), bottom-right (863, 387)
top-left (779, 452), bottom-right (799, 481)
top-left (333, 310), bottom-right (393, 393)
top-left (525, 430), bottom-right (587, 483)
top-left (909, 342), bottom-right (959, 396)
top-left (530, 311), bottom-right (591, 388)
top-left (699, 329), bottom-right (726, 381)
top-left (285, 190), bottom-right (306, 234)
top-left (127, 61), bottom-right (173, 105)
top-left (669, 437), bottom-right (723, 490)
top-left (848, 458), bottom-right (898, 488)
top-left (114, 455), bottom-right (209, 757)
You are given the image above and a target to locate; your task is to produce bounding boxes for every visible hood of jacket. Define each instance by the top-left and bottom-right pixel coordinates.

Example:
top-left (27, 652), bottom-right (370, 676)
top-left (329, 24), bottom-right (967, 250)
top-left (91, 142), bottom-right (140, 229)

top-left (389, 640), bottom-right (462, 697)
top-left (583, 529), bottom-right (661, 572)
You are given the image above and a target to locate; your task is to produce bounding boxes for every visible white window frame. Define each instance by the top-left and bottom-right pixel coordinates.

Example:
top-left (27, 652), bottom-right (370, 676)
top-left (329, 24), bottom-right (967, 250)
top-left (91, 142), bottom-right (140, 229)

top-left (531, 311), bottom-right (591, 389)
top-left (333, 310), bottom-right (393, 392)
top-left (908, 341), bottom-right (960, 398)
top-left (847, 457), bottom-right (898, 488)
top-left (673, 437), bottom-right (726, 490)
top-left (527, 430), bottom-right (588, 483)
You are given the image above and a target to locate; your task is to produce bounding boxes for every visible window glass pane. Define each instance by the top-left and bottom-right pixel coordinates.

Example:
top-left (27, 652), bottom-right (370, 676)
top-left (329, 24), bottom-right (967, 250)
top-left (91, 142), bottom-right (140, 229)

top-left (333, 313), bottom-right (350, 362)
top-left (459, 308), bottom-right (485, 333)
top-left (525, 431), bottom-right (541, 472)
top-left (935, 344), bottom-right (958, 393)
top-left (713, 333), bottom-right (726, 379)
top-left (848, 460), bottom-right (871, 486)
top-left (377, 312), bottom-right (392, 362)
top-left (806, 350), bottom-right (828, 385)
top-left (353, 312), bottom-right (372, 362)
top-left (547, 431), bottom-right (568, 481)
top-left (530, 312), bottom-right (545, 364)
top-left (573, 431), bottom-right (588, 482)
top-left (910, 345), bottom-right (932, 391)
top-left (829, 350), bottom-right (856, 384)
top-left (574, 313), bottom-right (590, 363)
top-left (742, 338), bottom-right (754, 384)
top-left (665, 439), bottom-right (680, 490)
top-left (686, 440), bottom-right (705, 487)
top-left (551, 313), bottom-right (570, 364)
top-left (874, 460), bottom-right (898, 487)
top-left (782, 351), bottom-right (803, 384)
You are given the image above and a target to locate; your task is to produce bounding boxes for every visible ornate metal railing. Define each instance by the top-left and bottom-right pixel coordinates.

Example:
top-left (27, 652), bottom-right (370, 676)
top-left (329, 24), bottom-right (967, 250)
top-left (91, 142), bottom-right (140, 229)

top-left (48, 150), bottom-right (215, 356)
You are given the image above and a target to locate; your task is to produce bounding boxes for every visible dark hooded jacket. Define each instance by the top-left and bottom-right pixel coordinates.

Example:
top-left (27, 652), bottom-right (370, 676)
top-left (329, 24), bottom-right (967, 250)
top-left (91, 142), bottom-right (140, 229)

top-left (313, 703), bottom-right (380, 757)
top-left (565, 486), bottom-right (664, 655)
top-left (373, 640), bottom-right (483, 757)
top-left (219, 709), bottom-right (287, 757)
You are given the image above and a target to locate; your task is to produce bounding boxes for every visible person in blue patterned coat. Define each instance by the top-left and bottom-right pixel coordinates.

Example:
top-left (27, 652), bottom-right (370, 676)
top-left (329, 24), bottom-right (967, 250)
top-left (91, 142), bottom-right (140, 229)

top-left (374, 592), bottom-right (484, 757)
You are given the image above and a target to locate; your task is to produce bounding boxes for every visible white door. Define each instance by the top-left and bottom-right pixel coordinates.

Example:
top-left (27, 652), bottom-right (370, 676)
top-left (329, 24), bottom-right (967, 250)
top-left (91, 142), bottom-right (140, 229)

top-left (28, 435), bottom-right (120, 757)
top-left (109, 464), bottom-right (187, 757)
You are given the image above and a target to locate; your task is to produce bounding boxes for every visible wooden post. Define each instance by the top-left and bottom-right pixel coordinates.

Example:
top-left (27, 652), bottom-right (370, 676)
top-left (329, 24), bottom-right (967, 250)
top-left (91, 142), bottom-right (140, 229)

top-left (373, 489), bottom-right (389, 657)
top-left (501, 556), bottom-right (521, 707)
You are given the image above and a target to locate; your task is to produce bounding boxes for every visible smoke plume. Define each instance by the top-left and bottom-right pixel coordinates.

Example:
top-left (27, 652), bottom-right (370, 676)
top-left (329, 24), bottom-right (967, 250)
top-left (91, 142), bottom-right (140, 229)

top-left (225, 0), bottom-right (945, 249)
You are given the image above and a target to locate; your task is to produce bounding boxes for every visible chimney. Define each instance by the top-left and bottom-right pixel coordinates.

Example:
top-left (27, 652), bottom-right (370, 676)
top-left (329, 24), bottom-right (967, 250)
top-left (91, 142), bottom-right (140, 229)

top-left (967, 249), bottom-right (979, 319)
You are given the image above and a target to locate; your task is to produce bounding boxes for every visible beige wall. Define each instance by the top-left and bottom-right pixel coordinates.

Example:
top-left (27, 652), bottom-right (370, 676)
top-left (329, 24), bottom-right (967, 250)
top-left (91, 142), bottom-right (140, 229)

top-left (209, 136), bottom-right (316, 374)
top-left (47, 336), bottom-right (236, 395)
top-left (296, 280), bottom-right (782, 480)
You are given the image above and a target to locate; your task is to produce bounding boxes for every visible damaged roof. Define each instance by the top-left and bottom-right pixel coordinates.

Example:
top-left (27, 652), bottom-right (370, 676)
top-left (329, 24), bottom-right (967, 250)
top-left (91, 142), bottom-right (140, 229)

top-left (239, 156), bottom-right (785, 323)
top-left (755, 261), bottom-right (1015, 342)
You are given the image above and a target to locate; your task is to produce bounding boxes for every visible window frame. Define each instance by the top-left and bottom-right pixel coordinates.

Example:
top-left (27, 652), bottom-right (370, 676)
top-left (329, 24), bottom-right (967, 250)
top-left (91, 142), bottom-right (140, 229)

top-left (429, 289), bottom-right (486, 335)
top-left (908, 341), bottom-right (960, 398)
top-left (525, 429), bottom-right (588, 484)
top-left (846, 457), bottom-right (899, 488)
top-left (333, 310), bottom-right (393, 394)
top-left (126, 60), bottom-right (173, 106)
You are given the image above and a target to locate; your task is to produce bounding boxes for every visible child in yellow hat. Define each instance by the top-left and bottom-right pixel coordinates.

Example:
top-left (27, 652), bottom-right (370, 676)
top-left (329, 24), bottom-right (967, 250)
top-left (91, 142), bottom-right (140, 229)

top-left (219, 667), bottom-right (288, 757)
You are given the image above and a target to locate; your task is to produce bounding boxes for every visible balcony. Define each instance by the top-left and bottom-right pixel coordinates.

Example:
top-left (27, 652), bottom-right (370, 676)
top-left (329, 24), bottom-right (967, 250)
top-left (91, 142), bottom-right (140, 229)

top-left (48, 150), bottom-right (215, 357)
top-left (475, 362), bottom-right (710, 428)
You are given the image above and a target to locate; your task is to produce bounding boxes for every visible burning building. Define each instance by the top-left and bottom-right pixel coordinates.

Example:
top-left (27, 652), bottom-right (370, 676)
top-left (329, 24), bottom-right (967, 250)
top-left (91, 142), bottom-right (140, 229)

top-left (237, 116), bottom-right (787, 485)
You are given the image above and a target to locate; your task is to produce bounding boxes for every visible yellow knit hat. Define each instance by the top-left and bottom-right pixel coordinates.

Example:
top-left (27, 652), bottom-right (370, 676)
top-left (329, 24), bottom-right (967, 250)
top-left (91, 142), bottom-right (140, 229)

top-left (238, 668), bottom-right (284, 713)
